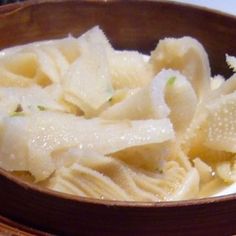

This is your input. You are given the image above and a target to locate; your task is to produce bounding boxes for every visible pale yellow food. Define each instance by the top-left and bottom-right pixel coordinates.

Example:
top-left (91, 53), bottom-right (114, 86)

top-left (150, 36), bottom-right (211, 100)
top-left (0, 26), bottom-right (236, 201)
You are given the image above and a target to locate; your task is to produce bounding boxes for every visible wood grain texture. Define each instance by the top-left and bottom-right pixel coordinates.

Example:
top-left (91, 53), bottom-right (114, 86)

top-left (0, 1), bottom-right (236, 235)
top-left (0, 215), bottom-right (52, 236)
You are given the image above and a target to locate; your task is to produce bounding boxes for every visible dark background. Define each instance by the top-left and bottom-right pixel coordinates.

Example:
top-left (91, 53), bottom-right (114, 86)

top-left (0, 0), bottom-right (24, 4)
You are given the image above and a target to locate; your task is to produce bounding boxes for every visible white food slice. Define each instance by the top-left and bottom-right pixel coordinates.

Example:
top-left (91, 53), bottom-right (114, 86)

top-left (0, 118), bottom-right (29, 171)
top-left (101, 69), bottom-right (197, 134)
top-left (100, 85), bottom-right (155, 120)
top-left (193, 157), bottom-right (213, 184)
top-left (2, 52), bottom-right (37, 79)
top-left (27, 113), bottom-right (174, 156)
top-left (109, 50), bottom-right (154, 89)
top-left (0, 112), bottom-right (174, 181)
top-left (30, 38), bottom-right (79, 84)
top-left (63, 92), bottom-right (109, 117)
top-left (101, 69), bottom-right (175, 119)
top-left (169, 168), bottom-right (199, 201)
top-left (181, 102), bottom-right (234, 164)
top-left (77, 26), bottom-right (112, 51)
top-left (182, 87), bottom-right (236, 163)
top-left (205, 92), bottom-right (236, 153)
top-left (165, 71), bottom-right (198, 134)
top-left (63, 27), bottom-right (113, 111)
top-left (226, 54), bottom-right (236, 73)
top-left (210, 75), bottom-right (225, 90)
top-left (40, 46), bottom-right (69, 78)
top-left (47, 150), bottom-right (198, 201)
top-left (0, 85), bottom-right (64, 115)
top-left (113, 142), bottom-right (171, 172)
top-left (110, 88), bottom-right (140, 105)
top-left (0, 36), bottom-right (81, 86)
top-left (0, 66), bottom-right (34, 87)
top-left (150, 36), bottom-right (211, 100)
top-left (216, 161), bottom-right (236, 183)
top-left (0, 36), bottom-right (79, 60)
top-left (211, 74), bottom-right (236, 99)
top-left (56, 36), bottom-right (80, 63)
top-left (44, 84), bottom-right (82, 115)
top-left (33, 48), bottom-right (61, 83)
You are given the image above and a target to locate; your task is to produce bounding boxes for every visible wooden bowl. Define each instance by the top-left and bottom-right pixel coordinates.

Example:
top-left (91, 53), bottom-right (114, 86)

top-left (1, 1), bottom-right (236, 235)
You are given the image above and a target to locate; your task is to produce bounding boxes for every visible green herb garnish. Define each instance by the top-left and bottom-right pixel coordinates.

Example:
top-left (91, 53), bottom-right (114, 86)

top-left (10, 111), bottom-right (25, 117)
top-left (167, 76), bottom-right (176, 86)
top-left (37, 105), bottom-right (46, 111)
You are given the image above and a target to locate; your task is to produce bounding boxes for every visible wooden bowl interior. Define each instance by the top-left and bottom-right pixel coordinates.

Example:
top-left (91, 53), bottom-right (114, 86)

top-left (1, 1), bottom-right (236, 235)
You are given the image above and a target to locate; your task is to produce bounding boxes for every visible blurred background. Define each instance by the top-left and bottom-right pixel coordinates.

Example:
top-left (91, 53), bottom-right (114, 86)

top-left (172, 0), bottom-right (236, 15)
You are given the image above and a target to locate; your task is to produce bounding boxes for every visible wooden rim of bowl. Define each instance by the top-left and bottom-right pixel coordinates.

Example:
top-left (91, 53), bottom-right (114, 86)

top-left (0, 0), bottom-right (236, 208)
top-left (0, 0), bottom-right (236, 19)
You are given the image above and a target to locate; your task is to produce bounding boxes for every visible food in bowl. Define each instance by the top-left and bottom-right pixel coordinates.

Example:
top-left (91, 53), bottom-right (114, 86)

top-left (0, 26), bottom-right (236, 201)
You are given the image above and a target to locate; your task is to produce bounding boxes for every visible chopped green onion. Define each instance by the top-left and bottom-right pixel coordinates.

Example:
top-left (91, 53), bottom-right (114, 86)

top-left (167, 76), bottom-right (176, 86)
top-left (10, 111), bottom-right (25, 117)
top-left (37, 105), bottom-right (46, 111)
